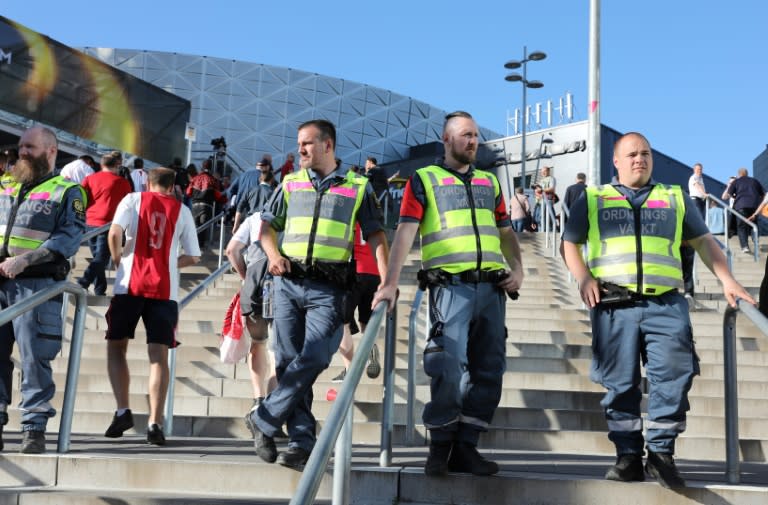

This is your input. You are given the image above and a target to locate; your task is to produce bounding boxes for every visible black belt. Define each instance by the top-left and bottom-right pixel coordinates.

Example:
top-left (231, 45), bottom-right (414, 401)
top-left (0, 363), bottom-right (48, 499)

top-left (417, 268), bottom-right (507, 286)
top-left (417, 268), bottom-right (519, 300)
top-left (287, 259), bottom-right (354, 288)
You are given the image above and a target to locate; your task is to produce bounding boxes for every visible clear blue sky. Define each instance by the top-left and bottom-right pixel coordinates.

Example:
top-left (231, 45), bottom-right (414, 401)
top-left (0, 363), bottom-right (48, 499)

top-left (5, 1), bottom-right (767, 184)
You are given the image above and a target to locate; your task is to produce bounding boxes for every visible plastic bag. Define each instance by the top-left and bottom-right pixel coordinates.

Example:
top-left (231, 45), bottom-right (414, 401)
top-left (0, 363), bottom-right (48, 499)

top-left (219, 292), bottom-right (249, 363)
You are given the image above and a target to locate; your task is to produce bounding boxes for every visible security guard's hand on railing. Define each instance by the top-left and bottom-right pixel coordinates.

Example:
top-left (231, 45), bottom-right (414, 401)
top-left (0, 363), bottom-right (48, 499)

top-left (372, 284), bottom-right (399, 313)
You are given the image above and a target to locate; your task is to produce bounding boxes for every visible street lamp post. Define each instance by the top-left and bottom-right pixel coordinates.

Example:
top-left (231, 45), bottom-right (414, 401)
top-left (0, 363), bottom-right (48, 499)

top-left (504, 47), bottom-right (546, 193)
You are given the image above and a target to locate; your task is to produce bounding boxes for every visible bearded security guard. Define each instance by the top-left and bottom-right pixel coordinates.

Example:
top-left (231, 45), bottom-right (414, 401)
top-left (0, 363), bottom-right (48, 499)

top-left (0, 126), bottom-right (86, 454)
top-left (246, 119), bottom-right (389, 470)
top-left (374, 111), bottom-right (524, 477)
top-left (561, 132), bottom-right (753, 488)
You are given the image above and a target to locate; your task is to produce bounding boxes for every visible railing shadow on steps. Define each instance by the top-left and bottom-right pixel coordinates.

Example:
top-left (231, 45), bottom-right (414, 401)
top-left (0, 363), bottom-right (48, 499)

top-left (723, 298), bottom-right (768, 484)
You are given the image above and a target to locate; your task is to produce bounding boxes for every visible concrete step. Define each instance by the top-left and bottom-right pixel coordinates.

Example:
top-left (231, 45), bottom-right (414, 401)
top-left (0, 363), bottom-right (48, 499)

top-left (0, 436), bottom-right (765, 505)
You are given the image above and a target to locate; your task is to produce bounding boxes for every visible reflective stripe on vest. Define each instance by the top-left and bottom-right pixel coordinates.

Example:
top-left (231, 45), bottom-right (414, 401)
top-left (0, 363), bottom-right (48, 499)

top-left (281, 170), bottom-right (366, 262)
top-left (585, 184), bottom-right (684, 295)
top-left (417, 165), bottom-right (505, 273)
top-left (0, 176), bottom-right (84, 256)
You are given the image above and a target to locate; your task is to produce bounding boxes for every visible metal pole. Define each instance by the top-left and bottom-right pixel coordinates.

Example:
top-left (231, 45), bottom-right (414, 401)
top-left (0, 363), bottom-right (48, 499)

top-left (218, 212), bottom-right (226, 268)
top-left (520, 46), bottom-right (528, 191)
top-left (164, 348), bottom-right (178, 435)
top-left (58, 285), bottom-right (87, 453)
top-left (406, 289), bottom-right (425, 445)
top-left (587, 0), bottom-right (602, 186)
top-left (332, 403), bottom-right (353, 505)
top-left (723, 306), bottom-right (740, 484)
top-left (379, 303), bottom-right (397, 466)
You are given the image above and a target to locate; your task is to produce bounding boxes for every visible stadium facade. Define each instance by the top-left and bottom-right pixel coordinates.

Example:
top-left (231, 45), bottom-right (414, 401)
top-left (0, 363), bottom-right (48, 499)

top-left (81, 48), bottom-right (500, 172)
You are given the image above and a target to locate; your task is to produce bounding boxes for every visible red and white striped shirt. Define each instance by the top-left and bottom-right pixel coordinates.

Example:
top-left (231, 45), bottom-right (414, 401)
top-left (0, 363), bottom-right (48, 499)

top-left (112, 192), bottom-right (200, 301)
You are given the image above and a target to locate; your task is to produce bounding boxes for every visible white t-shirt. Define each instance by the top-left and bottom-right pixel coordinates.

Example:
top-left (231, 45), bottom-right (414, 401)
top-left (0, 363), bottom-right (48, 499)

top-left (688, 174), bottom-right (706, 199)
top-left (232, 212), bottom-right (263, 246)
top-left (131, 169), bottom-right (149, 192)
top-left (112, 192), bottom-right (200, 301)
top-left (59, 159), bottom-right (94, 184)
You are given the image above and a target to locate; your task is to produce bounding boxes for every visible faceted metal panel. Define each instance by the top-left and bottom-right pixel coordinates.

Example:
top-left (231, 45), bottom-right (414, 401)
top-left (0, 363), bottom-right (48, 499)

top-left (81, 48), bottom-right (500, 170)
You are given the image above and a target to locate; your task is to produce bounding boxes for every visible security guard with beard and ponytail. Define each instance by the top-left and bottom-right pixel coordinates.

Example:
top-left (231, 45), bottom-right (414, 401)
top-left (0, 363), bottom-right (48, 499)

top-left (373, 111), bottom-right (524, 477)
top-left (245, 119), bottom-right (389, 470)
top-left (561, 132), bottom-right (753, 489)
top-left (0, 126), bottom-right (86, 454)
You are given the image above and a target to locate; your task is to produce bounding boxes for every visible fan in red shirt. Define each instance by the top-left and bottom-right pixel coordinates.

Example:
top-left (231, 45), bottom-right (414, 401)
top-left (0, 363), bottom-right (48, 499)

top-left (77, 151), bottom-right (132, 295)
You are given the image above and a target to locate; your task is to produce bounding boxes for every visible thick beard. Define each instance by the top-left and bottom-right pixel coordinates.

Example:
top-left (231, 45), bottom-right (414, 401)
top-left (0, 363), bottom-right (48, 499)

top-left (451, 148), bottom-right (476, 166)
top-left (15, 155), bottom-right (50, 185)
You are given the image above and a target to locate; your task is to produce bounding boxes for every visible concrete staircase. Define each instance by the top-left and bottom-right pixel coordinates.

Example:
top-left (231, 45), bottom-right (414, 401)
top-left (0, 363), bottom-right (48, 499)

top-left (0, 232), bottom-right (766, 504)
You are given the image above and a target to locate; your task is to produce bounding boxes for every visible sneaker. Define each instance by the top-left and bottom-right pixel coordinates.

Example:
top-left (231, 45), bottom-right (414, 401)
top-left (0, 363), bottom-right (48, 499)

top-left (0, 411), bottom-right (7, 452)
top-left (742, 247), bottom-right (750, 254)
top-left (366, 344), bottom-right (381, 379)
top-left (105, 409), bottom-right (134, 438)
top-left (424, 441), bottom-right (452, 476)
top-left (605, 453), bottom-right (644, 482)
top-left (146, 424), bottom-right (166, 446)
top-left (20, 430), bottom-right (46, 454)
top-left (447, 441), bottom-right (499, 476)
top-left (277, 446), bottom-right (310, 470)
top-left (645, 450), bottom-right (685, 488)
top-left (244, 411), bottom-right (277, 463)
top-left (331, 369), bottom-right (346, 383)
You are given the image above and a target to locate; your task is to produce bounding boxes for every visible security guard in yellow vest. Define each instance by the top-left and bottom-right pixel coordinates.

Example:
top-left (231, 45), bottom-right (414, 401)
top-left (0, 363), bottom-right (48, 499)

top-left (561, 132), bottom-right (753, 488)
top-left (374, 111), bottom-right (524, 477)
top-left (246, 119), bottom-right (389, 469)
top-left (0, 127), bottom-right (86, 454)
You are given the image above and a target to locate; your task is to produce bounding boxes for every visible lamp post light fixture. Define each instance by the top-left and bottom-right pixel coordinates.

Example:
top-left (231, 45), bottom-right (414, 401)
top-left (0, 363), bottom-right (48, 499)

top-left (504, 47), bottom-right (547, 194)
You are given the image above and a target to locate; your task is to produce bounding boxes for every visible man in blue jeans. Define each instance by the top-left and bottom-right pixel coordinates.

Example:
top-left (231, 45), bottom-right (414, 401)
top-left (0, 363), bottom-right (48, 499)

top-left (0, 126), bottom-right (86, 453)
top-left (725, 167), bottom-right (764, 254)
top-left (247, 119), bottom-right (388, 470)
top-left (561, 132), bottom-right (754, 488)
top-left (78, 152), bottom-right (131, 295)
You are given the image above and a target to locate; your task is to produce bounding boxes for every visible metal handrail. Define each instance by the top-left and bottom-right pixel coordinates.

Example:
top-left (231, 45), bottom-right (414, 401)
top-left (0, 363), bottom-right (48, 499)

top-left (0, 281), bottom-right (87, 453)
top-left (541, 198), bottom-right (558, 257)
top-left (163, 260), bottom-right (232, 434)
top-left (291, 301), bottom-right (394, 505)
top-left (706, 194), bottom-right (759, 262)
top-left (722, 299), bottom-right (768, 484)
top-left (81, 223), bottom-right (111, 243)
top-left (406, 288), bottom-right (426, 445)
top-left (195, 209), bottom-right (228, 267)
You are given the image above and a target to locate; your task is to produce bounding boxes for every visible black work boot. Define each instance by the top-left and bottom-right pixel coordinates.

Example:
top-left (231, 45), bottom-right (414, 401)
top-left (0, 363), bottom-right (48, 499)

top-left (645, 450), bottom-right (686, 488)
top-left (424, 441), bottom-right (452, 476)
top-left (605, 453), bottom-right (644, 482)
top-left (277, 446), bottom-right (310, 470)
top-left (447, 441), bottom-right (499, 476)
top-left (244, 410), bottom-right (277, 463)
top-left (20, 430), bottom-right (46, 454)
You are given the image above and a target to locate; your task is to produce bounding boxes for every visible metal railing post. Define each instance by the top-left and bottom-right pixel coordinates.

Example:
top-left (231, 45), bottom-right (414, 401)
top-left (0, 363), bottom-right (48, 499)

top-left (165, 261), bottom-right (232, 433)
top-left (406, 289), bottom-right (425, 445)
top-left (290, 304), bottom-right (386, 505)
top-left (720, 300), bottom-right (768, 484)
top-left (218, 212), bottom-right (226, 267)
top-left (722, 305), bottom-right (740, 484)
top-left (58, 284), bottom-right (88, 453)
top-left (332, 403), bottom-right (353, 505)
top-left (379, 303), bottom-right (397, 466)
